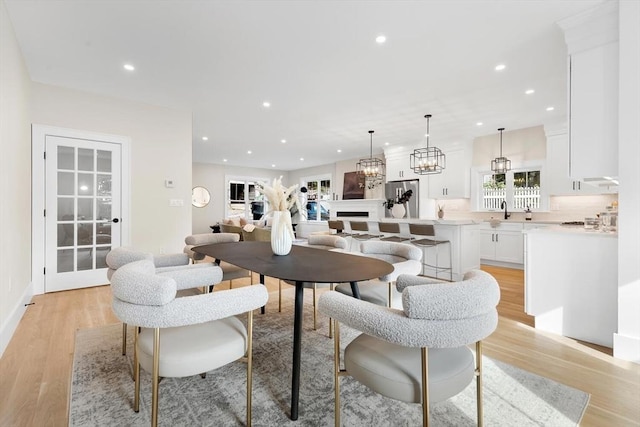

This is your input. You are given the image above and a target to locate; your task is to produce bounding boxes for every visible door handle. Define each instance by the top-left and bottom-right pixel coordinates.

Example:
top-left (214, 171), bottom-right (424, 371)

top-left (112, 218), bottom-right (120, 223)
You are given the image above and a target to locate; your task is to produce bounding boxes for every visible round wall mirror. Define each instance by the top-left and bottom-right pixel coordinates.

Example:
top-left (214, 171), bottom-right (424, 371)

top-left (192, 186), bottom-right (211, 207)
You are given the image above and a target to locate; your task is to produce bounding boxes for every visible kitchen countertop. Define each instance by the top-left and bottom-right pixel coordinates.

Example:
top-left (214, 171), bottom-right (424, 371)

top-left (380, 218), bottom-right (480, 226)
top-left (523, 225), bottom-right (618, 237)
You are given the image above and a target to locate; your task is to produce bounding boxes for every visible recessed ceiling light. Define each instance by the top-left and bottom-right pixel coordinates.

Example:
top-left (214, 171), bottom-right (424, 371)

top-left (495, 64), bottom-right (506, 71)
top-left (202, 136), bottom-right (208, 141)
top-left (546, 106), bottom-right (555, 111)
top-left (123, 64), bottom-right (135, 71)
top-left (272, 164), bottom-right (276, 168)
top-left (262, 101), bottom-right (271, 108)
top-left (376, 35), bottom-right (386, 44)
top-left (223, 159), bottom-right (228, 162)
top-left (525, 89), bottom-right (535, 95)
top-left (281, 139), bottom-right (286, 143)
top-left (247, 150), bottom-right (252, 154)
top-left (476, 122), bottom-right (484, 126)
top-left (337, 149), bottom-right (342, 153)
top-left (385, 142), bottom-right (390, 146)
top-left (300, 157), bottom-right (304, 161)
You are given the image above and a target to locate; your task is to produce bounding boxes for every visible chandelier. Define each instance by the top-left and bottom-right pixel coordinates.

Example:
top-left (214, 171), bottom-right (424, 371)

top-left (409, 114), bottom-right (446, 175)
top-left (356, 130), bottom-right (385, 182)
top-left (491, 127), bottom-right (511, 173)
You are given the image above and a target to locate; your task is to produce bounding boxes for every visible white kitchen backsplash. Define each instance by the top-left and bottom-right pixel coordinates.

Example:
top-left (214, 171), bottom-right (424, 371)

top-left (433, 194), bottom-right (618, 222)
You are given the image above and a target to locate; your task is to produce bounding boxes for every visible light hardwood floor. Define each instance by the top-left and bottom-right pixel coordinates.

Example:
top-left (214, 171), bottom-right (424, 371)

top-left (1, 267), bottom-right (638, 426)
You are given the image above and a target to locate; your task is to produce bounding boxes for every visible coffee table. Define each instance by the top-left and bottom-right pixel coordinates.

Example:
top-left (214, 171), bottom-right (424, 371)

top-left (192, 241), bottom-right (393, 420)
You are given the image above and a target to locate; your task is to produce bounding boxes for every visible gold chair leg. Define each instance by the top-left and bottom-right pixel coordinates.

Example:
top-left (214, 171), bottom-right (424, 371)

top-left (313, 284), bottom-right (317, 330)
top-left (134, 327), bottom-right (140, 412)
top-left (247, 310), bottom-right (254, 427)
top-left (122, 323), bottom-right (127, 355)
top-left (229, 279), bottom-right (234, 290)
top-left (334, 320), bottom-right (341, 427)
top-left (421, 347), bottom-right (429, 427)
top-left (388, 282), bottom-right (392, 308)
top-left (151, 328), bottom-right (160, 427)
top-left (476, 341), bottom-right (484, 427)
top-left (329, 284), bottom-right (334, 338)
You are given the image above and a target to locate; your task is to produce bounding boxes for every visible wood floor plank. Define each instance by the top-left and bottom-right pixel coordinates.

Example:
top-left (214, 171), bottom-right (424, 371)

top-left (0, 266), bottom-right (638, 426)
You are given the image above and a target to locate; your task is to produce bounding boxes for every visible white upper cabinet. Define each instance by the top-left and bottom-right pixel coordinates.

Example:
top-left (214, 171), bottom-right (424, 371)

top-left (559, 1), bottom-right (619, 183)
top-left (544, 125), bottom-right (608, 195)
top-left (569, 42), bottom-right (619, 180)
top-left (427, 148), bottom-right (471, 199)
top-left (384, 146), bottom-right (419, 182)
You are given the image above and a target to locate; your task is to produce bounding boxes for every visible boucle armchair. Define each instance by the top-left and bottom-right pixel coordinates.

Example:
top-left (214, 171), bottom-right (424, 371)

top-left (318, 269), bottom-right (501, 427)
top-left (106, 246), bottom-right (222, 355)
top-left (184, 233), bottom-right (252, 289)
top-left (111, 259), bottom-right (268, 427)
top-left (334, 241), bottom-right (422, 308)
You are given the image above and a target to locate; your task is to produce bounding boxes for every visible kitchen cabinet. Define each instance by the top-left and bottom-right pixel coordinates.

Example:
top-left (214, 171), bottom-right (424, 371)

top-left (524, 226), bottom-right (617, 347)
top-left (545, 126), bottom-right (603, 195)
top-left (569, 42), bottom-right (619, 181)
top-left (427, 148), bottom-right (471, 199)
top-left (559, 2), bottom-right (619, 183)
top-left (384, 149), bottom-right (418, 182)
top-left (479, 222), bottom-right (523, 265)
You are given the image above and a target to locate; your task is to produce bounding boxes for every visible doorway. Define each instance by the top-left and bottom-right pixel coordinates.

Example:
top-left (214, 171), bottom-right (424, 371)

top-left (32, 125), bottom-right (130, 293)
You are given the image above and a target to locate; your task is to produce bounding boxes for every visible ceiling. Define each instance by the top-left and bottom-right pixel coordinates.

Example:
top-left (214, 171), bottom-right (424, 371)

top-left (5, 0), bottom-right (604, 171)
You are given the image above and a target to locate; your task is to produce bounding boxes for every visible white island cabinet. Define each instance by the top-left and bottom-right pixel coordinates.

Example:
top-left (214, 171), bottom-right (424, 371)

top-left (524, 226), bottom-right (618, 347)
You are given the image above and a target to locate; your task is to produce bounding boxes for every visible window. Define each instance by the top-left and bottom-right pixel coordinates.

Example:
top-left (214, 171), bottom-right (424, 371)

top-left (476, 166), bottom-right (544, 211)
top-left (227, 178), bottom-right (265, 220)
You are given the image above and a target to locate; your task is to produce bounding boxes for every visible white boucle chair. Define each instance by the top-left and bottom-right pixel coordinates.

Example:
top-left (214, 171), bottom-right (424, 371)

top-left (106, 246), bottom-right (221, 356)
top-left (279, 234), bottom-right (348, 337)
top-left (184, 232), bottom-right (252, 288)
top-left (111, 259), bottom-right (268, 427)
top-left (333, 240), bottom-right (423, 308)
top-left (318, 269), bottom-right (501, 427)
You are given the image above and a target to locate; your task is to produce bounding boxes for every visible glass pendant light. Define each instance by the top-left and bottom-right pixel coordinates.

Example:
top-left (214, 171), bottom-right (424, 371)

top-left (409, 114), bottom-right (446, 175)
top-left (491, 127), bottom-right (511, 173)
top-left (356, 130), bottom-right (386, 182)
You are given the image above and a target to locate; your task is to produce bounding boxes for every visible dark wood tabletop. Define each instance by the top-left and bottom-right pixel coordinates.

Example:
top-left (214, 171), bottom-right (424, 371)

top-left (192, 240), bottom-right (394, 421)
top-left (192, 241), bottom-right (394, 284)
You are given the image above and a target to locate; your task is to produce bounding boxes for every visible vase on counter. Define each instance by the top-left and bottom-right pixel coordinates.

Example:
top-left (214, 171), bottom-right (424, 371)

top-left (391, 203), bottom-right (406, 219)
top-left (271, 210), bottom-right (293, 255)
top-left (437, 209), bottom-right (444, 219)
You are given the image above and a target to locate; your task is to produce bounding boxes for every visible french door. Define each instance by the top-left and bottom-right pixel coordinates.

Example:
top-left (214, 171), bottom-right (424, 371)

top-left (32, 125), bottom-right (129, 294)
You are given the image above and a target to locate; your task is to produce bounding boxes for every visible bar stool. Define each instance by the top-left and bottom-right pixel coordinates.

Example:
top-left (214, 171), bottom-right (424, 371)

top-left (349, 221), bottom-right (380, 251)
top-left (378, 222), bottom-right (410, 243)
top-left (408, 223), bottom-right (453, 281)
top-left (328, 220), bottom-right (351, 238)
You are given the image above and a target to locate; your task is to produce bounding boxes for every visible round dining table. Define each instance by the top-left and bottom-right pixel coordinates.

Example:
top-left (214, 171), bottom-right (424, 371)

top-left (193, 241), bottom-right (394, 420)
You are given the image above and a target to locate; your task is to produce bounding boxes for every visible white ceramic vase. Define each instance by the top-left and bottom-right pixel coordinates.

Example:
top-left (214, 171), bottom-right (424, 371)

top-left (271, 210), bottom-right (294, 255)
top-left (391, 203), bottom-right (406, 219)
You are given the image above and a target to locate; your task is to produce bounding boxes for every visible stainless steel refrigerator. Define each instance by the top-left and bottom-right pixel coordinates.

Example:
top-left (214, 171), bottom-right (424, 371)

top-left (384, 180), bottom-right (419, 219)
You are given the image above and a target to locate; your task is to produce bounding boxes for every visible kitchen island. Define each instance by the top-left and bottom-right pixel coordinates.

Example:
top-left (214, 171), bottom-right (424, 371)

top-left (524, 226), bottom-right (618, 347)
top-left (308, 217), bottom-right (480, 282)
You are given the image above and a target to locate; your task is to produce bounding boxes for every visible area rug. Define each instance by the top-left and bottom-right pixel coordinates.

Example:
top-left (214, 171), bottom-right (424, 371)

top-left (69, 290), bottom-right (589, 426)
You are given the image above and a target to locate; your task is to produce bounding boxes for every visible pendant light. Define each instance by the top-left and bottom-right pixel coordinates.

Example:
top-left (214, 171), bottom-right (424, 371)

top-left (356, 130), bottom-right (386, 182)
top-left (491, 127), bottom-right (511, 173)
top-left (409, 114), bottom-right (446, 175)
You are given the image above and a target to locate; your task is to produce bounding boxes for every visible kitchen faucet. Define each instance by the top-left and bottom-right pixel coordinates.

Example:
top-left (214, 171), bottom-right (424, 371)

top-left (500, 200), bottom-right (510, 220)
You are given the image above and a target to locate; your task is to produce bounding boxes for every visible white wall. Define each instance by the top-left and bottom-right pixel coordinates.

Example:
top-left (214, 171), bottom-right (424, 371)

top-left (31, 83), bottom-right (193, 256)
top-left (472, 125), bottom-right (546, 167)
top-left (0, 0), bottom-right (33, 356)
top-left (191, 162), bottom-right (286, 234)
top-left (614, 0), bottom-right (640, 362)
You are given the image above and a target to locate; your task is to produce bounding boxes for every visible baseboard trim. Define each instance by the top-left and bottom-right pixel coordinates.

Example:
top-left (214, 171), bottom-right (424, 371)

top-left (480, 260), bottom-right (524, 270)
top-left (0, 281), bottom-right (34, 358)
top-left (613, 333), bottom-right (640, 364)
